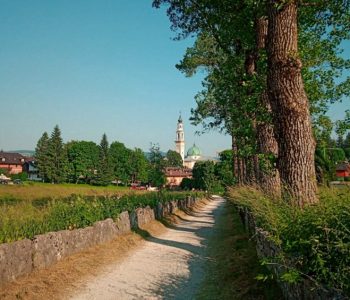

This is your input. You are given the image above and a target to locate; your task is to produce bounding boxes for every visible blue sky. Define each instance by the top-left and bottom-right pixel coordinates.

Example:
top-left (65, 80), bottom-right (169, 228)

top-left (0, 1), bottom-right (348, 156)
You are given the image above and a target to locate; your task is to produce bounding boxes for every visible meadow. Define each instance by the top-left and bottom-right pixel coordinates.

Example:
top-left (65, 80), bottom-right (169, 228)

top-left (0, 182), bottom-right (133, 201)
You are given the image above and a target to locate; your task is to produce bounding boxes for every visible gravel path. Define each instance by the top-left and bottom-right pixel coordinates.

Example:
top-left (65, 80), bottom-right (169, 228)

top-left (70, 196), bottom-right (225, 300)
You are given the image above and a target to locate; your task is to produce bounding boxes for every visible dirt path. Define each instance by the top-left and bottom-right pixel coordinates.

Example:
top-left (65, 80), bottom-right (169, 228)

top-left (69, 196), bottom-right (225, 300)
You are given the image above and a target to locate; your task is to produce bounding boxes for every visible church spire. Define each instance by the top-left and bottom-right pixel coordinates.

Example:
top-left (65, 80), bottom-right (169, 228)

top-left (175, 113), bottom-right (185, 163)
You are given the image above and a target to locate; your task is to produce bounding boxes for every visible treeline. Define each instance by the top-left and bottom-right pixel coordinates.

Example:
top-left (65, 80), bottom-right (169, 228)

top-left (181, 150), bottom-right (234, 192)
top-left (35, 125), bottom-right (183, 186)
top-left (154, 0), bottom-right (350, 207)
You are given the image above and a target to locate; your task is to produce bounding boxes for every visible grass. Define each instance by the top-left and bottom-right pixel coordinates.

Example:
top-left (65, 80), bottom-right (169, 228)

top-left (228, 186), bottom-right (350, 296)
top-left (196, 202), bottom-right (282, 299)
top-left (0, 190), bottom-right (204, 243)
top-left (0, 182), bottom-right (132, 201)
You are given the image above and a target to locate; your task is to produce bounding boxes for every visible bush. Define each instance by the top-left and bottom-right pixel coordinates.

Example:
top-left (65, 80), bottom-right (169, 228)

top-left (337, 177), bottom-right (345, 181)
top-left (228, 187), bottom-right (350, 295)
top-left (345, 177), bottom-right (350, 182)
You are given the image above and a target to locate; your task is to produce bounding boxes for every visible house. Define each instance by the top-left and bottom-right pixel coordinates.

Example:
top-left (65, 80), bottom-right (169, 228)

top-left (164, 167), bottom-right (192, 187)
top-left (336, 162), bottom-right (350, 178)
top-left (23, 159), bottom-right (41, 181)
top-left (0, 151), bottom-right (26, 174)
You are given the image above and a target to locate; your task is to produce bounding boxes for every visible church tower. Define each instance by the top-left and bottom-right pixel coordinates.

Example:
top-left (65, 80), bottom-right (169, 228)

top-left (175, 114), bottom-right (185, 162)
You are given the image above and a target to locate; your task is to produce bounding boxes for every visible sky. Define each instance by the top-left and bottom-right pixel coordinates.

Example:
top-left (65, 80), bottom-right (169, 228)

top-left (0, 1), bottom-right (349, 156)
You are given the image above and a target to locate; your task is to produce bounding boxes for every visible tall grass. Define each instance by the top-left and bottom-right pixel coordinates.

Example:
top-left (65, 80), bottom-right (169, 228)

top-left (228, 186), bottom-right (350, 295)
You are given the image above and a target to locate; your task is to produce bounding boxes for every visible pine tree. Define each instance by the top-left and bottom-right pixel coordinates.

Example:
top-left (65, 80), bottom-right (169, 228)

top-left (94, 134), bottom-right (112, 186)
top-left (47, 125), bottom-right (67, 183)
top-left (35, 132), bottom-right (50, 182)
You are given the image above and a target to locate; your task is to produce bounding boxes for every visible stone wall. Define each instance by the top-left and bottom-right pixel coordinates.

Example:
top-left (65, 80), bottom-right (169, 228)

top-left (0, 196), bottom-right (200, 287)
top-left (238, 208), bottom-right (347, 300)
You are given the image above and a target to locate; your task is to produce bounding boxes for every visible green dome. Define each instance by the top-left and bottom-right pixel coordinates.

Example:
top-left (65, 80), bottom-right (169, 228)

top-left (187, 144), bottom-right (201, 157)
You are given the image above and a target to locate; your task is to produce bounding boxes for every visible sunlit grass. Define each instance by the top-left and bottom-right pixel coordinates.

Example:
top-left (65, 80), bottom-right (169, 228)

top-left (0, 182), bottom-right (132, 201)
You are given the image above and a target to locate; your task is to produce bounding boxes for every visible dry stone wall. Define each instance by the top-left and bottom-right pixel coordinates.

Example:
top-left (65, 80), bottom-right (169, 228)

top-left (0, 196), bottom-right (201, 287)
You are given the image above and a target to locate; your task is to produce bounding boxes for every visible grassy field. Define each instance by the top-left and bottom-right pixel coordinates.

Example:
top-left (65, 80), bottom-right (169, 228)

top-left (0, 182), bottom-right (132, 201)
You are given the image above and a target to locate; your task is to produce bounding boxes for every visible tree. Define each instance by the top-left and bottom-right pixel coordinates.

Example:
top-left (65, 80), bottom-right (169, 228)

top-left (130, 148), bottom-right (149, 183)
top-left (192, 160), bottom-right (220, 192)
top-left (154, 0), bottom-right (350, 206)
top-left (66, 141), bottom-right (99, 183)
top-left (165, 150), bottom-right (183, 167)
top-left (148, 143), bottom-right (166, 187)
top-left (93, 134), bottom-right (112, 186)
top-left (109, 141), bottom-right (133, 185)
top-left (266, 1), bottom-right (319, 206)
top-left (35, 132), bottom-right (50, 182)
top-left (47, 125), bottom-right (67, 183)
top-left (215, 150), bottom-right (234, 187)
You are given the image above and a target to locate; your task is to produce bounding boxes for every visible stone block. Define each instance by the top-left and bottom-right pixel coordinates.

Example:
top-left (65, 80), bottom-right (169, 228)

top-left (115, 211), bottom-right (131, 234)
top-left (93, 219), bottom-right (119, 244)
top-left (0, 239), bottom-right (33, 285)
top-left (136, 206), bottom-right (155, 228)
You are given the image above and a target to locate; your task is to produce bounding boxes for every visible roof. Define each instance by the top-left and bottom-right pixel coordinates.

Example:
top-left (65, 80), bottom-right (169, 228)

top-left (187, 144), bottom-right (201, 157)
top-left (164, 167), bottom-right (192, 177)
top-left (0, 151), bottom-right (26, 165)
top-left (336, 162), bottom-right (350, 171)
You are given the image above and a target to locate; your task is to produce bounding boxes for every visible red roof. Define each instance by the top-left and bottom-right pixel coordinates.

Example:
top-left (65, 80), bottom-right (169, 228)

top-left (164, 167), bottom-right (192, 178)
top-left (336, 162), bottom-right (350, 172)
top-left (0, 152), bottom-right (26, 165)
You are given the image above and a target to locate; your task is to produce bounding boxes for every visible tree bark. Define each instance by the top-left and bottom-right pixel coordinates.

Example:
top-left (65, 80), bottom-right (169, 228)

top-left (267, 1), bottom-right (318, 206)
top-left (231, 134), bottom-right (239, 183)
top-left (255, 17), bottom-right (281, 197)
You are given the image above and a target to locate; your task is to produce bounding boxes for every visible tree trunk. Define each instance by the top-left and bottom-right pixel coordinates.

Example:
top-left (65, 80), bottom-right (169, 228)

top-left (257, 92), bottom-right (281, 196)
top-left (267, 1), bottom-right (318, 206)
top-left (255, 17), bottom-right (281, 197)
top-left (231, 134), bottom-right (239, 183)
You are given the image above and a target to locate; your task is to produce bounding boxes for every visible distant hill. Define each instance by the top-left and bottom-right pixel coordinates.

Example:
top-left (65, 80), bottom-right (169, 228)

top-left (8, 150), bottom-right (35, 157)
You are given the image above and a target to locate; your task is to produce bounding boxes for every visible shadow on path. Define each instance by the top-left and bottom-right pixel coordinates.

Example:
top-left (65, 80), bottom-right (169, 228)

top-left (139, 197), bottom-right (226, 299)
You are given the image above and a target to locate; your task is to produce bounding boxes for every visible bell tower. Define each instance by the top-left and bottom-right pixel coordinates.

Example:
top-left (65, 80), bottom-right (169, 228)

top-left (175, 114), bottom-right (185, 162)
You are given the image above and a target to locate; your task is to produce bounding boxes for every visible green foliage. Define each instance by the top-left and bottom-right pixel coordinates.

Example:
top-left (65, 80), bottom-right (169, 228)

top-left (180, 177), bottom-right (194, 190)
top-left (192, 161), bottom-right (221, 192)
top-left (109, 141), bottom-right (132, 185)
top-left (215, 150), bottom-right (235, 186)
top-left (229, 187), bottom-right (350, 295)
top-left (47, 125), bottom-right (68, 183)
top-left (0, 168), bottom-right (9, 176)
top-left (148, 143), bottom-right (166, 187)
top-left (92, 133), bottom-right (113, 186)
top-left (0, 191), bottom-right (204, 243)
top-left (35, 131), bottom-right (50, 182)
top-left (66, 140), bottom-right (99, 183)
top-left (10, 172), bottom-right (28, 181)
top-left (165, 150), bottom-right (183, 167)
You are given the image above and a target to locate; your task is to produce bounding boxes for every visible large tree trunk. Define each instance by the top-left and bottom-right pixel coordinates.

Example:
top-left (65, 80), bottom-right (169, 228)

top-left (257, 92), bottom-right (281, 196)
top-left (267, 1), bottom-right (318, 206)
top-left (255, 17), bottom-right (281, 197)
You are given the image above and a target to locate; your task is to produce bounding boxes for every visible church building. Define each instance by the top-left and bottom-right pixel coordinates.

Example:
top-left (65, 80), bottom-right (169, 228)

top-left (165, 114), bottom-right (218, 188)
top-left (175, 115), bottom-right (218, 169)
